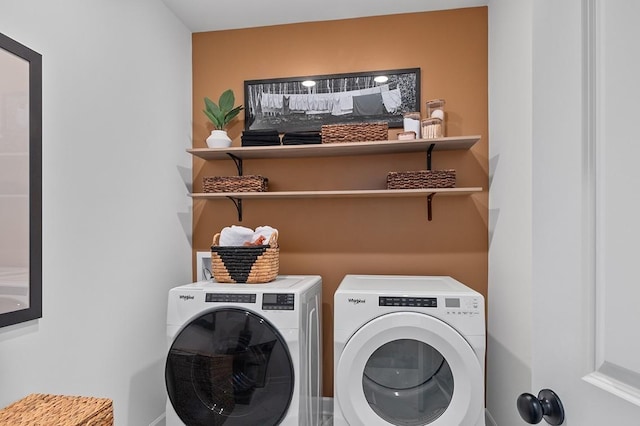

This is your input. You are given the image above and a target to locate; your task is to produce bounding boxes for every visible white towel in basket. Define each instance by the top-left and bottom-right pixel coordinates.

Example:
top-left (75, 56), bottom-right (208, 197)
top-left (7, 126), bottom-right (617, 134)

top-left (219, 225), bottom-right (254, 246)
top-left (254, 226), bottom-right (277, 245)
top-left (218, 225), bottom-right (278, 246)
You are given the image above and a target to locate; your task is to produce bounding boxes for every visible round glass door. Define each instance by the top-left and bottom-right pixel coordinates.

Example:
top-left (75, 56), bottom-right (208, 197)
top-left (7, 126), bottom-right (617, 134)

top-left (336, 312), bottom-right (483, 426)
top-left (165, 308), bottom-right (294, 426)
top-left (363, 339), bottom-right (453, 425)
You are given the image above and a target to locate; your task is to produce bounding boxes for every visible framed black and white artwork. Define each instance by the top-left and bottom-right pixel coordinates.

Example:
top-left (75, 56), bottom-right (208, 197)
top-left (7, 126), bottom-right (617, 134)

top-left (244, 68), bottom-right (420, 134)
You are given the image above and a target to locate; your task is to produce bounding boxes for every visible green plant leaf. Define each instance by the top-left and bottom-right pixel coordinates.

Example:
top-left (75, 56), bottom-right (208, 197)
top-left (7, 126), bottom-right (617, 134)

top-left (218, 89), bottom-right (235, 113)
top-left (203, 109), bottom-right (222, 128)
top-left (204, 97), bottom-right (224, 129)
top-left (224, 105), bottom-right (244, 123)
top-left (204, 91), bottom-right (243, 129)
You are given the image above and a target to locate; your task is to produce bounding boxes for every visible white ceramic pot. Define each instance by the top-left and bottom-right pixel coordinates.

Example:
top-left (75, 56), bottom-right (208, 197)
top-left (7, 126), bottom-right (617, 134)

top-left (206, 130), bottom-right (232, 148)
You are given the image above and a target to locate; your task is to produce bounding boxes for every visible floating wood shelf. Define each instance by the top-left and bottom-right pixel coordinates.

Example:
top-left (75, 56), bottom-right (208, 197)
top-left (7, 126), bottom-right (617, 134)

top-left (187, 136), bottom-right (480, 160)
top-left (188, 135), bottom-right (483, 221)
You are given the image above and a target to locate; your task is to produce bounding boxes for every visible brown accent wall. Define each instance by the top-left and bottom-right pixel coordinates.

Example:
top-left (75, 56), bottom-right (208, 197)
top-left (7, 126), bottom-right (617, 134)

top-left (192, 7), bottom-right (488, 397)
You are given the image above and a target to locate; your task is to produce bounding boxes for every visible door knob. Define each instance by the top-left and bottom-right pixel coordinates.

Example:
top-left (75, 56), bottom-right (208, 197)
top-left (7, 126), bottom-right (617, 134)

top-left (517, 389), bottom-right (565, 425)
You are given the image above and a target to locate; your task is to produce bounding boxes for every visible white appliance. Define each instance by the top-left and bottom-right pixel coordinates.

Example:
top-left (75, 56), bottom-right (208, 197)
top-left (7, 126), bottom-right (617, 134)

top-left (165, 275), bottom-right (323, 426)
top-left (333, 275), bottom-right (485, 426)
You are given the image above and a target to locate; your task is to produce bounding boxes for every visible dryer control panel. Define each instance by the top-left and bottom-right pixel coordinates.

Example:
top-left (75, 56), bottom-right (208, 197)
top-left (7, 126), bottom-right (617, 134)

top-left (205, 293), bottom-right (256, 303)
top-left (262, 293), bottom-right (295, 310)
top-left (445, 296), bottom-right (482, 316)
top-left (379, 297), bottom-right (437, 307)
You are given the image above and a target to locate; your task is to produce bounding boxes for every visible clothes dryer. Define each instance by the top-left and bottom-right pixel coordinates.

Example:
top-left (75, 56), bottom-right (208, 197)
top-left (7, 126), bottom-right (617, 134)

top-left (333, 275), bottom-right (485, 426)
top-left (165, 275), bottom-right (322, 426)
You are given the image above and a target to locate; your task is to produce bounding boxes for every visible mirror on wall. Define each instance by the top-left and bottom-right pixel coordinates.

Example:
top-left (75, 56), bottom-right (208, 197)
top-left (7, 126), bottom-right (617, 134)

top-left (0, 32), bottom-right (42, 328)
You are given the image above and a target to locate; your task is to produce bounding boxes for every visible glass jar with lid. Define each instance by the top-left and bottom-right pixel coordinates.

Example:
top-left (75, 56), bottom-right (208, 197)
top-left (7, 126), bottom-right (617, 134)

top-left (421, 117), bottom-right (443, 139)
top-left (425, 99), bottom-right (446, 135)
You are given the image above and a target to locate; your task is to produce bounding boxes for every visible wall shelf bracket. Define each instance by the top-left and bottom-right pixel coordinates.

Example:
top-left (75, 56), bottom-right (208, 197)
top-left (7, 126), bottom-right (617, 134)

top-left (427, 193), bottom-right (436, 221)
top-left (227, 153), bottom-right (243, 175)
top-left (226, 196), bottom-right (243, 221)
top-left (426, 143), bottom-right (435, 170)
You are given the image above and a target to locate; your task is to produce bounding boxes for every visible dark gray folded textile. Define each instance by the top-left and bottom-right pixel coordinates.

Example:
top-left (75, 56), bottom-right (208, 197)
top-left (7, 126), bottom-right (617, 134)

top-left (243, 129), bottom-right (280, 136)
top-left (282, 131), bottom-right (321, 145)
top-left (282, 139), bottom-right (322, 145)
top-left (353, 93), bottom-right (384, 116)
top-left (241, 139), bottom-right (281, 146)
top-left (242, 129), bottom-right (281, 146)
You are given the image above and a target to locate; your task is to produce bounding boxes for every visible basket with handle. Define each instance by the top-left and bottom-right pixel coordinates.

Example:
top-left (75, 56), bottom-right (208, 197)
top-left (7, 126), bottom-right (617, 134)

top-left (210, 231), bottom-right (279, 283)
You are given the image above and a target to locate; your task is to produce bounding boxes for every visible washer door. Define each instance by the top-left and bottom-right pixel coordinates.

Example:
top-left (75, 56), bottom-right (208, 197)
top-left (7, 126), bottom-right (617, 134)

top-left (336, 312), bottom-right (483, 426)
top-left (166, 308), bottom-right (294, 426)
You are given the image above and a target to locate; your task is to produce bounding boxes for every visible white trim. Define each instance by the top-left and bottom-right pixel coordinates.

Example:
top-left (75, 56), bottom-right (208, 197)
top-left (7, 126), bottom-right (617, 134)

top-left (584, 371), bottom-right (640, 408)
top-left (581, 0), bottom-right (640, 406)
top-left (581, 0), bottom-right (598, 372)
top-left (148, 413), bottom-right (165, 426)
top-left (484, 409), bottom-right (498, 426)
top-left (321, 396), bottom-right (334, 425)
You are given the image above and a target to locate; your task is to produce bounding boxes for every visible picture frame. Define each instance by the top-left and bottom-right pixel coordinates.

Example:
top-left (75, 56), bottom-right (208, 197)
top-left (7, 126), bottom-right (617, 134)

top-left (244, 68), bottom-right (420, 134)
top-left (196, 251), bottom-right (212, 282)
top-left (0, 32), bottom-right (42, 328)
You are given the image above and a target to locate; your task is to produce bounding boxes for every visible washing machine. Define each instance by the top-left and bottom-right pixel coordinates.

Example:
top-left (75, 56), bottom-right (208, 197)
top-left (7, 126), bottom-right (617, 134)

top-left (333, 275), bottom-right (485, 426)
top-left (165, 275), bottom-right (323, 426)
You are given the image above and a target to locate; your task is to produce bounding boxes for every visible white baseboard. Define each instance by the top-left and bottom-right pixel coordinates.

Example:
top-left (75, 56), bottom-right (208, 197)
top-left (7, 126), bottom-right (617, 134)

top-left (322, 396), bottom-right (333, 417)
top-left (149, 413), bottom-right (165, 426)
top-left (485, 408), bottom-right (498, 426)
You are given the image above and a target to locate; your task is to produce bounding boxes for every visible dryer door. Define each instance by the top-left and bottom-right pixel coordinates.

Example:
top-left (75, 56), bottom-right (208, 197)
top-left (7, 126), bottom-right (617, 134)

top-left (336, 312), bottom-right (483, 426)
top-left (166, 308), bottom-right (294, 426)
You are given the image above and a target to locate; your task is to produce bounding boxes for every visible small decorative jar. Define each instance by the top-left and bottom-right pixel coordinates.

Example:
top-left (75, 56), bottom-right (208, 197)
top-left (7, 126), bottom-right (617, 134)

top-left (425, 99), bottom-right (446, 135)
top-left (421, 117), bottom-right (443, 139)
top-left (398, 131), bottom-right (416, 141)
top-left (403, 112), bottom-right (421, 139)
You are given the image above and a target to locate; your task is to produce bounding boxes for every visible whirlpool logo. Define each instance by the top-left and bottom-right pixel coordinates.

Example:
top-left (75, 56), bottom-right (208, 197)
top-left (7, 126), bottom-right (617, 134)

top-left (179, 295), bottom-right (194, 301)
top-left (348, 298), bottom-right (366, 305)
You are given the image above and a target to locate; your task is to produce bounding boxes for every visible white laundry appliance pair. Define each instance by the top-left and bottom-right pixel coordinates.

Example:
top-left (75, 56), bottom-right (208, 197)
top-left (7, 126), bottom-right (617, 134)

top-left (165, 275), bottom-right (323, 426)
top-left (333, 274), bottom-right (486, 426)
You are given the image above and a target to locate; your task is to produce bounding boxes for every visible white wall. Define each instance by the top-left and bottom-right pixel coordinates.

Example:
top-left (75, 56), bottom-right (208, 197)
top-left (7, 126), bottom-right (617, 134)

top-left (486, 0), bottom-right (533, 424)
top-left (0, 1), bottom-right (192, 424)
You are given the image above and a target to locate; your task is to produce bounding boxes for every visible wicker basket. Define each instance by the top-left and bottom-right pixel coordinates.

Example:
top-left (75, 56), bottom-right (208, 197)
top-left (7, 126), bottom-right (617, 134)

top-left (203, 175), bottom-right (268, 193)
top-left (0, 394), bottom-right (113, 426)
top-left (321, 122), bottom-right (388, 143)
top-left (387, 169), bottom-right (456, 189)
top-left (210, 231), bottom-right (279, 283)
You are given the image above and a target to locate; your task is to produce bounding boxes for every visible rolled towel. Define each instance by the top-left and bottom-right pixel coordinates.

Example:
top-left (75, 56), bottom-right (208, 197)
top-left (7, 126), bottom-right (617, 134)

top-left (254, 226), bottom-right (278, 245)
top-left (219, 225), bottom-right (255, 246)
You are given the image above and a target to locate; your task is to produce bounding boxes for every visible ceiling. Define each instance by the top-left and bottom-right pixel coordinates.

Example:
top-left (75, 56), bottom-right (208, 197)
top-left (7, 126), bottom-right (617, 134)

top-left (161, 0), bottom-right (488, 33)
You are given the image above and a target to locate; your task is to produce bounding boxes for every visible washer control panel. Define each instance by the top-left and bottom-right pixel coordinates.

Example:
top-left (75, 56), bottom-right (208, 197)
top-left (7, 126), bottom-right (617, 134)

top-left (262, 293), bottom-right (295, 310)
top-left (205, 293), bottom-right (256, 304)
top-left (445, 296), bottom-right (482, 316)
top-left (379, 297), bottom-right (437, 308)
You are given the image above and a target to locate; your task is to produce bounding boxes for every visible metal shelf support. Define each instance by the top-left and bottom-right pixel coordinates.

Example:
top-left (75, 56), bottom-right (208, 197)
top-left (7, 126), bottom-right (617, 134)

top-left (227, 153), bottom-right (243, 175)
top-left (427, 193), bottom-right (435, 221)
top-left (226, 197), bottom-right (243, 221)
top-left (426, 143), bottom-right (435, 170)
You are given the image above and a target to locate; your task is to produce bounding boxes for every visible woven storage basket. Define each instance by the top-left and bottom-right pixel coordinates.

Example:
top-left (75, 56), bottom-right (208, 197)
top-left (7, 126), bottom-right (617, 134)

top-left (0, 394), bottom-right (113, 426)
top-left (387, 169), bottom-right (456, 189)
top-left (210, 231), bottom-right (279, 283)
top-left (321, 122), bottom-right (388, 143)
top-left (203, 175), bottom-right (268, 193)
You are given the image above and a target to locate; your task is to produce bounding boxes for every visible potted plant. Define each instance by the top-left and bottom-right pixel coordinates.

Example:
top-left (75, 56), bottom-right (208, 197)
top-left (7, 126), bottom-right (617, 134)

top-left (203, 89), bottom-right (244, 148)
